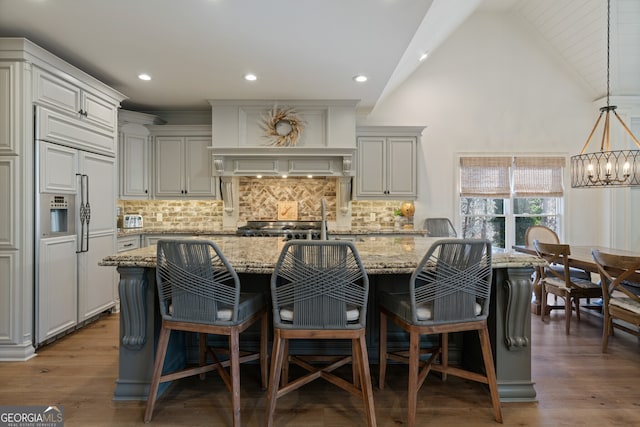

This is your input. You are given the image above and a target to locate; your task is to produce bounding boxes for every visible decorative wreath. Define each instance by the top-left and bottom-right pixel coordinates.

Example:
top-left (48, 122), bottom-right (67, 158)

top-left (259, 106), bottom-right (305, 147)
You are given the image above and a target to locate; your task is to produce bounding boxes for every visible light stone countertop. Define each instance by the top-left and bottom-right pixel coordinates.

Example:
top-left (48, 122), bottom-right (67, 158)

top-left (117, 227), bottom-right (426, 238)
top-left (117, 226), bottom-right (233, 237)
top-left (102, 236), bottom-right (543, 275)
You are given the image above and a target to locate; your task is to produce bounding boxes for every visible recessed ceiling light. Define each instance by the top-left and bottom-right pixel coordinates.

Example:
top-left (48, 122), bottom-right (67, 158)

top-left (418, 52), bottom-right (429, 62)
top-left (244, 73), bottom-right (257, 81)
top-left (353, 75), bottom-right (368, 83)
top-left (138, 73), bottom-right (151, 81)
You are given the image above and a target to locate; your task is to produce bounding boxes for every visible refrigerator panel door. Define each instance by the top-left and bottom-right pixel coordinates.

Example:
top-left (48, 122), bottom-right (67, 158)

top-left (80, 151), bottom-right (116, 233)
top-left (78, 232), bottom-right (116, 321)
top-left (37, 235), bottom-right (78, 344)
top-left (38, 142), bottom-right (78, 194)
top-left (77, 151), bottom-right (117, 322)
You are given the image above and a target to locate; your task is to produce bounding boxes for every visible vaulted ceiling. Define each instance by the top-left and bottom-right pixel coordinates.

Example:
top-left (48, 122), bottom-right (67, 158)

top-left (0, 0), bottom-right (638, 114)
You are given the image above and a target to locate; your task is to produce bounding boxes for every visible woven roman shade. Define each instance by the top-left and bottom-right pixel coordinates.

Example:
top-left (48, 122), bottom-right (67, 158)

top-left (460, 157), bottom-right (512, 197)
top-left (513, 156), bottom-right (565, 197)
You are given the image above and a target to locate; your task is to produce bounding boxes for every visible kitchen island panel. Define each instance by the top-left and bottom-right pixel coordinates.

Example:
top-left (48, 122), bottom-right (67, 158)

top-left (101, 236), bottom-right (541, 402)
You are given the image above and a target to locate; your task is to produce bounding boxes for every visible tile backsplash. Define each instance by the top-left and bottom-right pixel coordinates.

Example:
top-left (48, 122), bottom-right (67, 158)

top-left (119, 177), bottom-right (413, 230)
top-left (119, 199), bottom-right (224, 229)
top-left (238, 177), bottom-right (336, 222)
top-left (351, 200), bottom-right (411, 229)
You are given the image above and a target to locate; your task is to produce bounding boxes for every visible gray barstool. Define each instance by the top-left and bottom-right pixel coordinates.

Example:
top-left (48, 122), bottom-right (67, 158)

top-left (145, 239), bottom-right (268, 427)
top-left (423, 217), bottom-right (457, 237)
top-left (378, 239), bottom-right (502, 426)
top-left (264, 240), bottom-right (376, 427)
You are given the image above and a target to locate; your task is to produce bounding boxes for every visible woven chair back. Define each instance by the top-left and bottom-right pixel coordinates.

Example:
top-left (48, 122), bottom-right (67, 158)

top-left (271, 240), bottom-right (369, 330)
top-left (156, 239), bottom-right (240, 324)
top-left (424, 218), bottom-right (457, 237)
top-left (410, 239), bottom-right (492, 324)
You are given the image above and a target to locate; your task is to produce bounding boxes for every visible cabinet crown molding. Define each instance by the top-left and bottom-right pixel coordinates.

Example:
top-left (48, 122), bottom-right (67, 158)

top-left (356, 125), bottom-right (426, 137)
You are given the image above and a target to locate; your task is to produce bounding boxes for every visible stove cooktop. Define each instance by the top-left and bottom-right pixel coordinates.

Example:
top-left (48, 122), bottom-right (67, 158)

top-left (236, 221), bottom-right (322, 239)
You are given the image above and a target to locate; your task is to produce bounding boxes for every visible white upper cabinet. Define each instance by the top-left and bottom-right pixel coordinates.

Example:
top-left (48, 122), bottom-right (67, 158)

top-left (356, 126), bottom-right (424, 200)
top-left (120, 132), bottom-right (150, 198)
top-left (118, 111), bottom-right (163, 199)
top-left (150, 125), bottom-right (216, 199)
top-left (33, 67), bottom-right (118, 131)
top-left (33, 67), bottom-right (120, 156)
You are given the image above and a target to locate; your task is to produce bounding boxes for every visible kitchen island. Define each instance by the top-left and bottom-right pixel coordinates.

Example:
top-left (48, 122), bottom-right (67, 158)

top-left (100, 236), bottom-right (542, 402)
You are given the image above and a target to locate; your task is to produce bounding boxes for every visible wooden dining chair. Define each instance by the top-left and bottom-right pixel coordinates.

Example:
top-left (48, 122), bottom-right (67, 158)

top-left (524, 226), bottom-right (590, 282)
top-left (524, 225), bottom-right (591, 314)
top-left (265, 240), bottom-right (376, 427)
top-left (533, 240), bottom-right (601, 334)
top-left (145, 239), bottom-right (269, 427)
top-left (591, 249), bottom-right (640, 352)
top-left (378, 239), bottom-right (502, 426)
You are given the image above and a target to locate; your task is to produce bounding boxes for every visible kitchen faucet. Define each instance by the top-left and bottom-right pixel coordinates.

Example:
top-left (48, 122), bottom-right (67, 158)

top-left (321, 198), bottom-right (327, 240)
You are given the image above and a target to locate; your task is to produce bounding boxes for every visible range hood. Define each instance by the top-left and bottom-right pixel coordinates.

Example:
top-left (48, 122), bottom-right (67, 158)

top-left (211, 146), bottom-right (355, 177)
top-left (207, 100), bottom-right (359, 177)
top-left (207, 100), bottom-right (358, 224)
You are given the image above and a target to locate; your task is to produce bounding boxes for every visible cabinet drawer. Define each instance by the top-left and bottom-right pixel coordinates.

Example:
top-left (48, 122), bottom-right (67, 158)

top-left (117, 236), bottom-right (140, 252)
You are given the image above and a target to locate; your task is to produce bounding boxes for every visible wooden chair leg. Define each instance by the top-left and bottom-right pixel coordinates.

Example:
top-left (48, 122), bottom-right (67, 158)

top-left (378, 311), bottom-right (388, 389)
top-left (144, 326), bottom-right (171, 423)
top-left (478, 326), bottom-right (503, 423)
top-left (565, 293), bottom-right (572, 334)
top-left (440, 332), bottom-right (448, 381)
top-left (265, 330), bottom-right (285, 427)
top-left (574, 297), bottom-right (581, 321)
top-left (260, 312), bottom-right (269, 389)
top-left (281, 339), bottom-right (289, 387)
top-left (541, 285), bottom-right (547, 322)
top-left (602, 311), bottom-right (611, 353)
top-left (407, 330), bottom-right (420, 427)
top-left (355, 332), bottom-right (377, 427)
top-left (199, 332), bottom-right (207, 380)
top-left (352, 339), bottom-right (360, 386)
top-left (230, 329), bottom-right (241, 427)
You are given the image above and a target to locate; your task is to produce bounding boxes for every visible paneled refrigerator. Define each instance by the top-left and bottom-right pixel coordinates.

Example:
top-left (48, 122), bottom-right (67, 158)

top-left (35, 131), bottom-right (117, 346)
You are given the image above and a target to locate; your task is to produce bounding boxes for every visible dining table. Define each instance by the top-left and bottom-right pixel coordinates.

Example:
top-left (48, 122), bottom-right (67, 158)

top-left (512, 244), bottom-right (640, 315)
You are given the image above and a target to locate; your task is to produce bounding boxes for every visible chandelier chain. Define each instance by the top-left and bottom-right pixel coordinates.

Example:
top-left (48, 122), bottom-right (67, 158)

top-left (606, 0), bottom-right (610, 107)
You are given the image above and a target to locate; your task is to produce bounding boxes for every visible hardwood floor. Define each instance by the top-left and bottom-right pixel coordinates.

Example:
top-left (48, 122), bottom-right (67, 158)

top-left (1, 309), bottom-right (639, 426)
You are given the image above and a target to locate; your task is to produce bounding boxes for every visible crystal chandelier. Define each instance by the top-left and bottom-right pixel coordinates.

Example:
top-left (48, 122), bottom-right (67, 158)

top-left (570, 0), bottom-right (640, 188)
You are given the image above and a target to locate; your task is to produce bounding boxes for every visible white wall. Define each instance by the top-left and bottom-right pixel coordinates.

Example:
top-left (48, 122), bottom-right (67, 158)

top-left (358, 11), bottom-right (621, 247)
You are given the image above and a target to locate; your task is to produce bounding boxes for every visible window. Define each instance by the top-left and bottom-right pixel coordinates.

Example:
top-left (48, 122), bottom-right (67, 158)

top-left (459, 156), bottom-right (565, 249)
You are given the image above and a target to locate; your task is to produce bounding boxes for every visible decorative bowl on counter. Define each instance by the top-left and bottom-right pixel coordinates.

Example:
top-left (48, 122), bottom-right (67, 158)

top-left (400, 201), bottom-right (415, 218)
